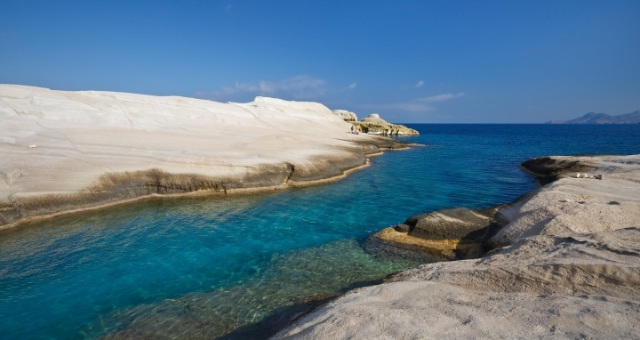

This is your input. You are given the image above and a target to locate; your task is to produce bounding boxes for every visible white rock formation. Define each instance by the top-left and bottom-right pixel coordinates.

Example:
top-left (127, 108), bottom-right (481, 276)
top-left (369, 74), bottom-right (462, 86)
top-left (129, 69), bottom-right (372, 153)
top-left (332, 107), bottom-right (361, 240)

top-left (354, 113), bottom-right (419, 136)
top-left (0, 84), bottom-right (403, 227)
top-left (360, 113), bottom-right (386, 124)
top-left (274, 155), bottom-right (640, 339)
top-left (332, 109), bottom-right (358, 122)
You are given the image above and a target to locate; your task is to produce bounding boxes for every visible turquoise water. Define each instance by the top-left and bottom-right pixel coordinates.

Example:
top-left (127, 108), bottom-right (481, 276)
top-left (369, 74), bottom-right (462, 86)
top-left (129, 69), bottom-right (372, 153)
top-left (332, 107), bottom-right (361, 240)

top-left (1, 124), bottom-right (639, 339)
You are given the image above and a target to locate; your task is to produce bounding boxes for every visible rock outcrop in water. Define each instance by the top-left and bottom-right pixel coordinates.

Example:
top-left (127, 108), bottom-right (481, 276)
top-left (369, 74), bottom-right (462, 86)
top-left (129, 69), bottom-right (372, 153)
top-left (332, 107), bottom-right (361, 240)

top-left (351, 113), bottom-right (419, 136)
top-left (370, 207), bottom-right (503, 259)
top-left (333, 110), bottom-right (418, 136)
top-left (0, 85), bottom-right (409, 229)
top-left (274, 154), bottom-right (640, 339)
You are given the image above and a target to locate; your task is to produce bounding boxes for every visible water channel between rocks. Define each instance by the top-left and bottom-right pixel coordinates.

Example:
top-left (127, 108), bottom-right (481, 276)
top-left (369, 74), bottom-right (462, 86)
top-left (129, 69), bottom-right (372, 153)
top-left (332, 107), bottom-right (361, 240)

top-left (1, 124), bottom-right (639, 339)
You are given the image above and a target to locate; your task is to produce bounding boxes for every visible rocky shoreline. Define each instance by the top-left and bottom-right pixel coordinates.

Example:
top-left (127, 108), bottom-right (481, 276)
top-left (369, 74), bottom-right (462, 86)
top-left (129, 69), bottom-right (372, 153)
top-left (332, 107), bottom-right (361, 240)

top-left (0, 85), bottom-right (413, 230)
top-left (0, 136), bottom-right (408, 230)
top-left (6, 85), bottom-right (639, 338)
top-left (274, 154), bottom-right (640, 339)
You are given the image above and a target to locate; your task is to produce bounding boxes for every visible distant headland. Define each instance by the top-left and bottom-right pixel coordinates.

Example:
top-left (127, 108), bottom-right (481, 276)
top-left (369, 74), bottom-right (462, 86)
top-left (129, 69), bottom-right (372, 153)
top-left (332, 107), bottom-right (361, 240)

top-left (546, 110), bottom-right (640, 124)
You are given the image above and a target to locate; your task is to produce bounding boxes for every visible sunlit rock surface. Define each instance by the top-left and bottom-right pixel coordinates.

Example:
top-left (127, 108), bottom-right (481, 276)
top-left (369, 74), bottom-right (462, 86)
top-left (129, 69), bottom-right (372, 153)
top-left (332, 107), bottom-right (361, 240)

top-left (352, 113), bottom-right (419, 136)
top-left (0, 84), bottom-right (407, 227)
top-left (332, 109), bottom-right (358, 122)
top-left (371, 207), bottom-right (501, 259)
top-left (274, 155), bottom-right (640, 339)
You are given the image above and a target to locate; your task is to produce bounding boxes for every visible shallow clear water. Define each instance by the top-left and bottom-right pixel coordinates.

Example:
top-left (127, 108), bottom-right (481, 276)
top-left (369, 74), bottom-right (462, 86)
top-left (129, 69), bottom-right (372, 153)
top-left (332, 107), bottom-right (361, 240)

top-left (1, 124), bottom-right (639, 339)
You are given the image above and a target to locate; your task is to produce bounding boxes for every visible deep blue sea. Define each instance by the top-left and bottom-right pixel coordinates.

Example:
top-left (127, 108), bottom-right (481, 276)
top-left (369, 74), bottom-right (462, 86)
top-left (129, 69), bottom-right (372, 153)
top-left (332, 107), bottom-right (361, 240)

top-left (1, 124), bottom-right (639, 339)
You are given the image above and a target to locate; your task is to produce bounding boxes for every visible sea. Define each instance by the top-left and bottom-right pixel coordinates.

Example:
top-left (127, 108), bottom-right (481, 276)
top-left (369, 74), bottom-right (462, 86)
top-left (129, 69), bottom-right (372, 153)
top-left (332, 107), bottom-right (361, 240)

top-left (1, 124), bottom-right (639, 339)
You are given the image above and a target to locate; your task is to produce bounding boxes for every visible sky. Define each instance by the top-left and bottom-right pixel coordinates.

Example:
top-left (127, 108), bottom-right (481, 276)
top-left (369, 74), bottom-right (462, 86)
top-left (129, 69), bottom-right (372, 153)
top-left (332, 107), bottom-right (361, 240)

top-left (1, 1), bottom-right (639, 123)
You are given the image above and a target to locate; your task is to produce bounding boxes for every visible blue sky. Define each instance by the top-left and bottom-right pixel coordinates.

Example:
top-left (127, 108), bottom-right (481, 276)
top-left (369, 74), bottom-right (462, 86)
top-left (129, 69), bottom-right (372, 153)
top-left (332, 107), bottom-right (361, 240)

top-left (1, 1), bottom-right (639, 123)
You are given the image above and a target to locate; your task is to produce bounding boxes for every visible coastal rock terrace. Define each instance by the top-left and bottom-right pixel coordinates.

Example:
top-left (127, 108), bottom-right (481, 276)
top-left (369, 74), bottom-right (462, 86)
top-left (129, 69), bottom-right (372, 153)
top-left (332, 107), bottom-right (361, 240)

top-left (0, 85), bottom-right (408, 228)
top-left (275, 155), bottom-right (640, 339)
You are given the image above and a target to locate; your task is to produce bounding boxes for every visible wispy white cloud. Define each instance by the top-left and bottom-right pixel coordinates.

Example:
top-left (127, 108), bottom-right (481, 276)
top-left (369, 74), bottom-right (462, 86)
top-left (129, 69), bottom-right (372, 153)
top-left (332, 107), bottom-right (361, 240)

top-left (367, 102), bottom-right (435, 112)
top-left (348, 82), bottom-right (357, 89)
top-left (415, 80), bottom-right (424, 88)
top-left (364, 92), bottom-right (465, 113)
top-left (418, 92), bottom-right (465, 103)
top-left (379, 102), bottom-right (435, 112)
top-left (197, 75), bottom-right (327, 101)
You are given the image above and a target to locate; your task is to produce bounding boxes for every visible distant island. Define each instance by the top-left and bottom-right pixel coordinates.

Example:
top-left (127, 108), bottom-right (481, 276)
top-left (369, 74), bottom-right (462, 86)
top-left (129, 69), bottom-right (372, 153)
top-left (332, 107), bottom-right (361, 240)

top-left (546, 110), bottom-right (640, 124)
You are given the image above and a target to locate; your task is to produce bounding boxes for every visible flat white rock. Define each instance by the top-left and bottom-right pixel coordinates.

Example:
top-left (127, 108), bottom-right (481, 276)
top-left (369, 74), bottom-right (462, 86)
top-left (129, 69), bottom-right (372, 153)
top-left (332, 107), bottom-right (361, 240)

top-left (0, 84), bottom-right (364, 202)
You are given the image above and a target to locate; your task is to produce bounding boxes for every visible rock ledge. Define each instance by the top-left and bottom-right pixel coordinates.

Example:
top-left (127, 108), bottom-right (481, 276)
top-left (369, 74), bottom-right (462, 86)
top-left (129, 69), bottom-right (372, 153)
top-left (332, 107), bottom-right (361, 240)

top-left (274, 154), bottom-right (640, 339)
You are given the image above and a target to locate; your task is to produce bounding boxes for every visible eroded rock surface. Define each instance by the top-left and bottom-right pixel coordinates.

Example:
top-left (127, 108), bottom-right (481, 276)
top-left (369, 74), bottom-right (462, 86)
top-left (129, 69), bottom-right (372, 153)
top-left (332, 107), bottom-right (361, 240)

top-left (370, 207), bottom-right (502, 259)
top-left (352, 113), bottom-right (419, 136)
top-left (274, 154), bottom-right (640, 339)
top-left (0, 85), bottom-right (409, 228)
top-left (332, 109), bottom-right (357, 122)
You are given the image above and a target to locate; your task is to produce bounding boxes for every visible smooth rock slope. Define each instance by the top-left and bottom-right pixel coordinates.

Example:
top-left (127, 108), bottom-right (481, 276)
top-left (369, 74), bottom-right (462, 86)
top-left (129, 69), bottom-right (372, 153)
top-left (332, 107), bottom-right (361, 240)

top-left (0, 84), bottom-right (406, 228)
top-left (274, 155), bottom-right (640, 339)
